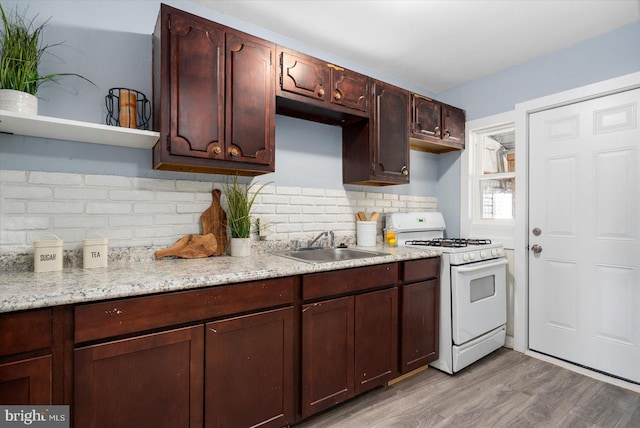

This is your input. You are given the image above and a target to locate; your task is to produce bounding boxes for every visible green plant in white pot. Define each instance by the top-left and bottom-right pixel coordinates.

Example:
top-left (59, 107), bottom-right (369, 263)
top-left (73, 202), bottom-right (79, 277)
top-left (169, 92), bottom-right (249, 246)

top-left (222, 175), bottom-right (270, 257)
top-left (0, 4), bottom-right (93, 114)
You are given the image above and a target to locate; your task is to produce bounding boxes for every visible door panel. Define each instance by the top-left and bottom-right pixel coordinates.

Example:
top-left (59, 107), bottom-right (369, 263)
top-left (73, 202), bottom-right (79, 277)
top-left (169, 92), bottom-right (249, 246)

top-left (529, 88), bottom-right (640, 384)
top-left (226, 31), bottom-right (275, 166)
top-left (168, 12), bottom-right (224, 158)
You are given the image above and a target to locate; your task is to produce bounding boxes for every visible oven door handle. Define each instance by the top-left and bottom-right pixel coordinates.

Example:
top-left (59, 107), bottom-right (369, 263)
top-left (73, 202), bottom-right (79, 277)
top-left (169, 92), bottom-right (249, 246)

top-left (454, 258), bottom-right (508, 273)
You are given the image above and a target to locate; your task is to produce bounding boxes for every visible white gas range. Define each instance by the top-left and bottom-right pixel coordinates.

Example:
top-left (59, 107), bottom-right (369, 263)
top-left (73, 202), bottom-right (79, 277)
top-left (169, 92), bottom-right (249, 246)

top-left (386, 212), bottom-right (508, 374)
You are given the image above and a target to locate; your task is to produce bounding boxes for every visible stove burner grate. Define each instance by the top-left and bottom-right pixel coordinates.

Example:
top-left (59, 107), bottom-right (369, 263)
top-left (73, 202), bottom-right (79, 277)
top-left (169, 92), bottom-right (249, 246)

top-left (405, 238), bottom-right (492, 248)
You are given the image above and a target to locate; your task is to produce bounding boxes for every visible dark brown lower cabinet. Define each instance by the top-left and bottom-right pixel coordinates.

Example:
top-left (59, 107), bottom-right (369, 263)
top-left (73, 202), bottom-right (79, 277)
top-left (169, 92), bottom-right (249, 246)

top-left (0, 356), bottom-right (51, 404)
top-left (301, 296), bottom-right (354, 418)
top-left (400, 279), bottom-right (439, 373)
top-left (205, 307), bottom-right (294, 428)
top-left (74, 325), bottom-right (204, 428)
top-left (301, 287), bottom-right (398, 419)
top-left (355, 288), bottom-right (398, 394)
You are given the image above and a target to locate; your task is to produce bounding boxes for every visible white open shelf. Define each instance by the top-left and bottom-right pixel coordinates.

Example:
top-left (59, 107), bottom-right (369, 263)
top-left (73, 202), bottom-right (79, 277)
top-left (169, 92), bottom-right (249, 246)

top-left (0, 109), bottom-right (160, 149)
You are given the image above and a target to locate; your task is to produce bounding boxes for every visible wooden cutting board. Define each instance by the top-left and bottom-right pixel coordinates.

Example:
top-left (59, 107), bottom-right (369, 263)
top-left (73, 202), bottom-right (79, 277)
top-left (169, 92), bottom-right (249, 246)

top-left (155, 188), bottom-right (229, 259)
top-left (155, 233), bottom-right (218, 259)
top-left (200, 188), bottom-right (228, 256)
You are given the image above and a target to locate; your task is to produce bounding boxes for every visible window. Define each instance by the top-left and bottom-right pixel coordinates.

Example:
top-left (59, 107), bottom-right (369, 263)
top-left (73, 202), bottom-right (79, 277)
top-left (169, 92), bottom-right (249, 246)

top-left (471, 125), bottom-right (515, 223)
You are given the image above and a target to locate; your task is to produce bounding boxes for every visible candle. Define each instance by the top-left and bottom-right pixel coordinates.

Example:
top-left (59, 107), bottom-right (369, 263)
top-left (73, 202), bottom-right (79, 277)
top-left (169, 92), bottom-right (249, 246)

top-left (119, 90), bottom-right (137, 128)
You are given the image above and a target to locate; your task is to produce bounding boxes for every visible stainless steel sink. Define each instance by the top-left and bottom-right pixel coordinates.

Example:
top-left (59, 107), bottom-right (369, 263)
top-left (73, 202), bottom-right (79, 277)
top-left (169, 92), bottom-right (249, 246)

top-left (274, 247), bottom-right (390, 264)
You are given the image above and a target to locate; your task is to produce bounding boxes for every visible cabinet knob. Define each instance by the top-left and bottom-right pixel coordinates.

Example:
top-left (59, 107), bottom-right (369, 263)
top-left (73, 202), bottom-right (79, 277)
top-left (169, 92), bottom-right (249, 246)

top-left (444, 130), bottom-right (450, 138)
top-left (434, 127), bottom-right (441, 137)
top-left (401, 166), bottom-right (409, 176)
top-left (317, 88), bottom-right (325, 97)
top-left (229, 147), bottom-right (239, 157)
top-left (334, 91), bottom-right (342, 101)
top-left (212, 146), bottom-right (222, 155)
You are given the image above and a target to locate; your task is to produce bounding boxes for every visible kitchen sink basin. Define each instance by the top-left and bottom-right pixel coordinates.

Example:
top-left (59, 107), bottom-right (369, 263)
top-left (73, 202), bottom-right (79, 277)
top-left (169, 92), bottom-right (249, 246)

top-left (274, 247), bottom-right (390, 264)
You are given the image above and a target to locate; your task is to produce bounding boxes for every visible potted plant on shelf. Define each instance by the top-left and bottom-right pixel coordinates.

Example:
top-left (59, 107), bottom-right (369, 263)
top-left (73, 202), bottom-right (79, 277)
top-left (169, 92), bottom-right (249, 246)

top-left (222, 175), bottom-right (270, 257)
top-left (0, 4), bottom-right (93, 114)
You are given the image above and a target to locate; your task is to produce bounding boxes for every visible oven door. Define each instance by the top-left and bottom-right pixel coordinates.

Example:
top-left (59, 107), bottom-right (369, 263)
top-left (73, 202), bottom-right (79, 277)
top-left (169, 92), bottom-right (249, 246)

top-left (451, 258), bottom-right (508, 345)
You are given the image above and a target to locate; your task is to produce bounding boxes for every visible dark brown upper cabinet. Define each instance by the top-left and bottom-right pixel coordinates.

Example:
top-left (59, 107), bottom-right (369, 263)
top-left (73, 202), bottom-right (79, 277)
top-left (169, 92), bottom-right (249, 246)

top-left (410, 94), bottom-right (465, 153)
top-left (343, 80), bottom-right (410, 186)
top-left (276, 46), bottom-right (369, 125)
top-left (152, 4), bottom-right (275, 176)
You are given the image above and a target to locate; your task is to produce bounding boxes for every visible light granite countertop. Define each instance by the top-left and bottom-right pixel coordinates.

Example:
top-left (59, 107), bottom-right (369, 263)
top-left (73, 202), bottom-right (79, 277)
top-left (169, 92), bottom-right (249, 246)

top-left (0, 245), bottom-right (441, 313)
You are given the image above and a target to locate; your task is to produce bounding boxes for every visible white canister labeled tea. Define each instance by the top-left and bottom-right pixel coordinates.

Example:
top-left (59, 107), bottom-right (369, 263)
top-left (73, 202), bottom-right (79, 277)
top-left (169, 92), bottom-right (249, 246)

top-left (34, 235), bottom-right (63, 273)
top-left (83, 234), bottom-right (109, 269)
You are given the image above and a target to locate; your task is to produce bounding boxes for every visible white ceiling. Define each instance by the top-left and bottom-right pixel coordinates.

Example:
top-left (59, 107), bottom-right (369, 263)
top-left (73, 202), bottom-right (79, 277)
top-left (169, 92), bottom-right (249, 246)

top-left (195, 0), bottom-right (640, 94)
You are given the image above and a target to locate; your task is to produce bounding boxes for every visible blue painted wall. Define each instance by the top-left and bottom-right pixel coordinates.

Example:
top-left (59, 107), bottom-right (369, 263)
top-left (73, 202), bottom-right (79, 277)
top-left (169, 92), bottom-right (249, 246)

top-left (1, 1), bottom-right (639, 236)
top-left (436, 21), bottom-right (640, 236)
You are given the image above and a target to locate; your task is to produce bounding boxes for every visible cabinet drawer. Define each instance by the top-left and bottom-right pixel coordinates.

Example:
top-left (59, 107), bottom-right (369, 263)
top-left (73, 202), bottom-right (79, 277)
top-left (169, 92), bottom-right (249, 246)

top-left (401, 258), bottom-right (440, 283)
top-left (0, 309), bottom-right (51, 357)
top-left (303, 263), bottom-right (397, 301)
top-left (75, 277), bottom-right (295, 343)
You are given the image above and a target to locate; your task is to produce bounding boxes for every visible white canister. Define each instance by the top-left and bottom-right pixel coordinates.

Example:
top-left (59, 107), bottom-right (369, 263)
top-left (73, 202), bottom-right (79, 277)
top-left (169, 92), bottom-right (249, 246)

top-left (83, 235), bottom-right (109, 269)
top-left (356, 221), bottom-right (377, 247)
top-left (34, 235), bottom-right (63, 273)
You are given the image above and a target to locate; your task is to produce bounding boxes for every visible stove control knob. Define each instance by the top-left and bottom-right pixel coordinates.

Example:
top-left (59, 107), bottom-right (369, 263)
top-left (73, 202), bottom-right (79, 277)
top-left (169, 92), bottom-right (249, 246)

top-left (496, 248), bottom-right (503, 256)
top-left (463, 253), bottom-right (470, 262)
top-left (491, 249), bottom-right (498, 256)
top-left (480, 250), bottom-right (488, 258)
top-left (468, 253), bottom-right (476, 260)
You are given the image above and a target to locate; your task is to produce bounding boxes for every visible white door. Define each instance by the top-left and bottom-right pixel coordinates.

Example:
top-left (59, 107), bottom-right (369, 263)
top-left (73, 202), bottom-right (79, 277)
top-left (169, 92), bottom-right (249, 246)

top-left (529, 88), bottom-right (640, 383)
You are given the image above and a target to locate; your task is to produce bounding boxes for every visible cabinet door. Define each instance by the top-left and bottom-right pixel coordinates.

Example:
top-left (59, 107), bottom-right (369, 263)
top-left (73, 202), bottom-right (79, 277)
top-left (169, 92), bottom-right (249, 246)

top-left (301, 296), bottom-right (354, 418)
top-left (442, 104), bottom-right (465, 149)
top-left (354, 288), bottom-right (398, 394)
top-left (0, 356), bottom-right (51, 405)
top-left (372, 80), bottom-right (410, 183)
top-left (412, 94), bottom-right (441, 138)
top-left (205, 307), bottom-right (294, 428)
top-left (225, 30), bottom-right (275, 168)
top-left (74, 325), bottom-right (204, 428)
top-left (279, 49), bottom-right (328, 101)
top-left (163, 7), bottom-right (225, 159)
top-left (400, 279), bottom-right (439, 373)
top-left (330, 67), bottom-right (368, 112)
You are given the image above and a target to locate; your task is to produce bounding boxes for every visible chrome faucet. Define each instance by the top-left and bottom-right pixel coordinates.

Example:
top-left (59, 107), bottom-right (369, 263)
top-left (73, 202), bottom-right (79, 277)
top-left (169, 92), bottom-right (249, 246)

top-left (307, 231), bottom-right (335, 248)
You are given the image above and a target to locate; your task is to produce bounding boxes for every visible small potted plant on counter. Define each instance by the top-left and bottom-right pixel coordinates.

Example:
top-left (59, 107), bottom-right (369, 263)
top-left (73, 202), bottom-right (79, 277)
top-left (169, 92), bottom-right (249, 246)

top-left (0, 3), bottom-right (93, 114)
top-left (222, 175), bottom-right (270, 257)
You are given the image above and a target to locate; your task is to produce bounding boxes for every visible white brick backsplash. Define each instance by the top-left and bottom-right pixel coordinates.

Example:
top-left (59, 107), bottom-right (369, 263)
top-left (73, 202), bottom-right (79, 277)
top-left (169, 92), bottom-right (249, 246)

top-left (1, 202), bottom-right (26, 214)
top-left (135, 203), bottom-right (176, 214)
top-left (275, 186), bottom-right (301, 195)
top-left (1, 231), bottom-right (26, 246)
top-left (84, 175), bottom-right (132, 187)
top-left (0, 170), bottom-right (27, 182)
top-left (156, 191), bottom-right (195, 202)
top-left (2, 216), bottom-right (49, 230)
top-left (134, 177), bottom-right (176, 191)
top-left (1, 185), bottom-right (52, 199)
top-left (29, 171), bottom-right (82, 186)
top-left (109, 189), bottom-right (154, 201)
top-left (55, 216), bottom-right (107, 229)
top-left (109, 215), bottom-right (154, 227)
top-left (155, 214), bottom-right (196, 225)
top-left (0, 170), bottom-right (437, 254)
top-left (54, 187), bottom-right (108, 200)
top-left (86, 203), bottom-right (132, 215)
top-left (28, 201), bottom-right (84, 214)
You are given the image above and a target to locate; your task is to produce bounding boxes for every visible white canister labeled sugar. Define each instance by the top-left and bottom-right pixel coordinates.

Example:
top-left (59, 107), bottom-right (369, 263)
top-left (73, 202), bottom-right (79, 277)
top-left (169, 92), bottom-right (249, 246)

top-left (34, 235), bottom-right (63, 273)
top-left (83, 235), bottom-right (109, 269)
top-left (356, 221), bottom-right (377, 247)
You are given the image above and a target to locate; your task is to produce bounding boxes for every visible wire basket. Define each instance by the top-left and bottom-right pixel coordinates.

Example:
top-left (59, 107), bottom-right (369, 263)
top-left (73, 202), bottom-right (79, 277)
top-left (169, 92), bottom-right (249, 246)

top-left (105, 88), bottom-right (151, 130)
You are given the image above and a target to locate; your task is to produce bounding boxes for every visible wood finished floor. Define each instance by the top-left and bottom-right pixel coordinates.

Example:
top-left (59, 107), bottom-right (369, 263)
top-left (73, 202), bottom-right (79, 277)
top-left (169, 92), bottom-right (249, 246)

top-left (294, 348), bottom-right (640, 428)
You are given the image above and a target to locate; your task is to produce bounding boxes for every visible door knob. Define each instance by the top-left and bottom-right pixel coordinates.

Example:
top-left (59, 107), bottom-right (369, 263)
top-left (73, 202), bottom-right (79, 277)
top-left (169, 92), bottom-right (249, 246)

top-left (531, 244), bottom-right (542, 254)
